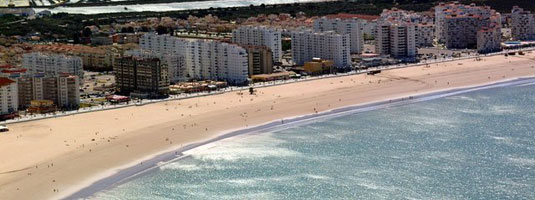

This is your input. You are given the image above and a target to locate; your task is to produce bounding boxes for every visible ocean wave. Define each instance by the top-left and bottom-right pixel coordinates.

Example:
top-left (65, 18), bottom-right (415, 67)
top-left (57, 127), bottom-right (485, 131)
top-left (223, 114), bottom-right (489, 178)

top-left (507, 157), bottom-right (535, 166)
top-left (184, 133), bottom-right (303, 162)
top-left (446, 95), bottom-right (478, 102)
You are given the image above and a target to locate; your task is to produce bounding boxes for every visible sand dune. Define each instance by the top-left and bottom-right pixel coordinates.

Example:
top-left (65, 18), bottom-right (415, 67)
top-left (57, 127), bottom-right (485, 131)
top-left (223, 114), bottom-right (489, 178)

top-left (1, 53), bottom-right (535, 199)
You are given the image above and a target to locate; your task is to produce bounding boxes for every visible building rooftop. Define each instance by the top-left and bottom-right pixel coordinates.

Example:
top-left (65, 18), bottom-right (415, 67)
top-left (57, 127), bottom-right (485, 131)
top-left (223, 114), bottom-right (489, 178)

top-left (0, 77), bottom-right (15, 87)
top-left (324, 13), bottom-right (379, 21)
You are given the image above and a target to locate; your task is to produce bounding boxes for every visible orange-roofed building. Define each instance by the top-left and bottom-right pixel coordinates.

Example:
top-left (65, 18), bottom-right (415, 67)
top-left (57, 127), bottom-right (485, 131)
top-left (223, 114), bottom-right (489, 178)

top-left (31, 44), bottom-right (115, 71)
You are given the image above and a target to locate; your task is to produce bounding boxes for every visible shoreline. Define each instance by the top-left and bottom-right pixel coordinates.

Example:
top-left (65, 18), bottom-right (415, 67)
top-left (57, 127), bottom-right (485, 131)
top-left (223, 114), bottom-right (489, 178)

top-left (2, 52), bottom-right (535, 200)
top-left (64, 76), bottom-right (535, 199)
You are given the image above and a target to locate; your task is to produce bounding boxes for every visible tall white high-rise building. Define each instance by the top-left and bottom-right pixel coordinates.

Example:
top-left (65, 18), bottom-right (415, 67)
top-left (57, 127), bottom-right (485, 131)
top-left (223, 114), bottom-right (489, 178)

top-left (511, 6), bottom-right (535, 41)
top-left (313, 16), bottom-right (364, 54)
top-left (140, 33), bottom-right (249, 85)
top-left (0, 77), bottom-right (18, 115)
top-left (22, 52), bottom-right (84, 78)
top-left (375, 21), bottom-right (417, 59)
top-left (232, 26), bottom-right (282, 62)
top-left (291, 29), bottom-right (351, 69)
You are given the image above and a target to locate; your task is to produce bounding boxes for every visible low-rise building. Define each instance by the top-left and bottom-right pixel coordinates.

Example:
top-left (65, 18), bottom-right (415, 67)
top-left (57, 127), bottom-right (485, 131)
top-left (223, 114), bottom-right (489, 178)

top-left (251, 71), bottom-right (296, 82)
top-left (303, 58), bottom-right (334, 75)
top-left (91, 36), bottom-right (113, 46)
top-left (112, 33), bottom-right (142, 44)
top-left (27, 100), bottom-right (56, 114)
top-left (32, 44), bottom-right (115, 71)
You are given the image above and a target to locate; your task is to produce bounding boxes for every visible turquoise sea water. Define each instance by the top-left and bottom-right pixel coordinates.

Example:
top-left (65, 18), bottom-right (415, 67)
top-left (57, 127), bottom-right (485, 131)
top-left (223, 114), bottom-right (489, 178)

top-left (94, 83), bottom-right (535, 199)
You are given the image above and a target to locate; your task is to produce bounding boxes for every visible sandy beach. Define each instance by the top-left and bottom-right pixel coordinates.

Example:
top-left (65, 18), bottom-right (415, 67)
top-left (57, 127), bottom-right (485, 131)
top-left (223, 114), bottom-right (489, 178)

top-left (1, 53), bottom-right (535, 199)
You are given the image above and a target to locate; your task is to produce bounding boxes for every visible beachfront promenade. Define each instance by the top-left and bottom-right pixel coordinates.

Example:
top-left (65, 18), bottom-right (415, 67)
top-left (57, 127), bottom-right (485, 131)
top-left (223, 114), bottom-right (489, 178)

top-left (4, 48), bottom-right (530, 125)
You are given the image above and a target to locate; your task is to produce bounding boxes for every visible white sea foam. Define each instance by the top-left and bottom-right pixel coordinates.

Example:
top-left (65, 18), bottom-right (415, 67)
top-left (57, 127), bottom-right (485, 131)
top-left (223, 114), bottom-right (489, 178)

top-left (516, 82), bottom-right (535, 87)
top-left (210, 176), bottom-right (294, 186)
top-left (303, 174), bottom-right (331, 180)
top-left (217, 192), bottom-right (279, 199)
top-left (184, 133), bottom-right (302, 162)
top-left (507, 157), bottom-right (535, 166)
top-left (446, 95), bottom-right (478, 102)
top-left (353, 178), bottom-right (399, 192)
top-left (160, 162), bottom-right (227, 171)
top-left (489, 105), bottom-right (518, 114)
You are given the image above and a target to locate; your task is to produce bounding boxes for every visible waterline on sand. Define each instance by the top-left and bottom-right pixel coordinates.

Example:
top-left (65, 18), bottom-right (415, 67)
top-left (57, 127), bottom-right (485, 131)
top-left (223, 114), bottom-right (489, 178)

top-left (64, 77), bottom-right (535, 199)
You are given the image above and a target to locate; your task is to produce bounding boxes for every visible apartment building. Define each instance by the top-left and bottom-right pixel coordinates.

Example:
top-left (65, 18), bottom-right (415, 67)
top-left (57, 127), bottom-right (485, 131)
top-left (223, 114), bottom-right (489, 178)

top-left (416, 23), bottom-right (435, 47)
top-left (114, 56), bottom-right (170, 98)
top-left (243, 45), bottom-right (274, 76)
top-left (375, 8), bottom-right (428, 60)
top-left (435, 2), bottom-right (501, 49)
top-left (17, 74), bottom-right (80, 110)
top-left (313, 16), bottom-right (364, 54)
top-left (511, 6), bottom-right (535, 41)
top-left (291, 29), bottom-right (351, 69)
top-left (321, 13), bottom-right (380, 39)
top-left (125, 49), bottom-right (187, 83)
top-left (139, 33), bottom-right (249, 85)
top-left (375, 20), bottom-right (417, 59)
top-left (232, 26), bottom-right (282, 62)
top-left (477, 26), bottom-right (502, 54)
top-left (0, 77), bottom-right (18, 115)
top-left (33, 44), bottom-right (115, 71)
top-left (22, 52), bottom-right (84, 78)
